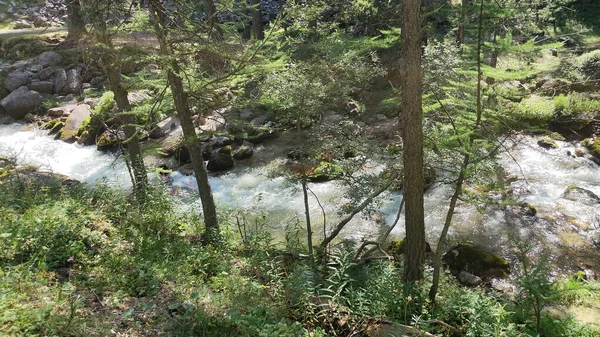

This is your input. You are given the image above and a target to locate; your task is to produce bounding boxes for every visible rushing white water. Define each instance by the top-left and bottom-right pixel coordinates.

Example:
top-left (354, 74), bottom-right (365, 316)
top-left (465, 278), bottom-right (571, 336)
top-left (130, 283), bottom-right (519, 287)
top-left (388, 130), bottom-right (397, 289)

top-left (1, 123), bottom-right (599, 269)
top-left (0, 123), bottom-right (132, 186)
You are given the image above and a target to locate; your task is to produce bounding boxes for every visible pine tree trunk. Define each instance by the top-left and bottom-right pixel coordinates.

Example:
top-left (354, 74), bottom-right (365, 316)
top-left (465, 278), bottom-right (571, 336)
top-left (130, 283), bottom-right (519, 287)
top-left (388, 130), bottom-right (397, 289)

top-left (204, 0), bottom-right (224, 41)
top-left (250, 0), bottom-right (264, 40)
top-left (66, 0), bottom-right (86, 41)
top-left (95, 14), bottom-right (148, 203)
top-left (401, 0), bottom-right (426, 283)
top-left (149, 0), bottom-right (219, 236)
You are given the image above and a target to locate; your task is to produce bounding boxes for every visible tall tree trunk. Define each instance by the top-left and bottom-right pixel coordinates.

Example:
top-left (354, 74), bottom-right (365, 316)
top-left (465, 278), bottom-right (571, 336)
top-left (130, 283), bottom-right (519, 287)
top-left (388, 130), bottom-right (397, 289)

top-left (204, 0), bottom-right (224, 41)
top-left (250, 0), bottom-right (264, 40)
top-left (428, 0), bottom-right (485, 304)
top-left (456, 0), bottom-right (470, 48)
top-left (401, 0), bottom-right (426, 283)
top-left (66, 0), bottom-right (86, 41)
top-left (149, 0), bottom-right (219, 237)
top-left (94, 12), bottom-right (148, 203)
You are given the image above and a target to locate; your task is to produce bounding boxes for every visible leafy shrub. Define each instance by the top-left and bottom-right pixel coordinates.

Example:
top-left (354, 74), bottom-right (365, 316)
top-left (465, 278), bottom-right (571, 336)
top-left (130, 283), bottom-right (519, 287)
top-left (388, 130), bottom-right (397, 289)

top-left (577, 50), bottom-right (600, 79)
top-left (92, 91), bottom-right (116, 118)
top-left (553, 93), bottom-right (600, 118)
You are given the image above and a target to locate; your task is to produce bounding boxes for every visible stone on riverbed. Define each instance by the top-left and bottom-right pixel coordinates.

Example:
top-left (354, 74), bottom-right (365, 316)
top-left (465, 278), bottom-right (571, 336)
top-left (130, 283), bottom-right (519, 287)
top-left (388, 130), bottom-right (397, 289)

top-left (443, 244), bottom-right (510, 279)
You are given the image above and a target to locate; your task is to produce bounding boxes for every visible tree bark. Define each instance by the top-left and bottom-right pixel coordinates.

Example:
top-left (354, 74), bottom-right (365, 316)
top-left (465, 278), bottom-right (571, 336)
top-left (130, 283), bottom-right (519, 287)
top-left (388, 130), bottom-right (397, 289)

top-left (250, 0), bottom-right (264, 40)
top-left (204, 0), bottom-right (224, 41)
top-left (401, 0), bottom-right (426, 283)
top-left (66, 0), bottom-right (86, 41)
top-left (149, 0), bottom-right (220, 236)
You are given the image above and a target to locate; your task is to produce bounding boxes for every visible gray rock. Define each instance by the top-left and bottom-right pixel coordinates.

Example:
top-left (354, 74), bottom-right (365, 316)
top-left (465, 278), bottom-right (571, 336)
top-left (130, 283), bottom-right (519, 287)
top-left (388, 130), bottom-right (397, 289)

top-left (64, 69), bottom-right (82, 95)
top-left (207, 146), bottom-right (234, 171)
top-left (251, 116), bottom-right (267, 127)
top-left (212, 136), bottom-right (232, 147)
top-left (5, 71), bottom-right (32, 91)
top-left (96, 128), bottom-right (126, 149)
top-left (54, 68), bottom-right (67, 94)
top-left (47, 107), bottom-right (65, 117)
top-left (30, 64), bottom-right (43, 72)
top-left (233, 142), bottom-right (254, 160)
top-left (14, 19), bottom-right (33, 29)
top-left (149, 116), bottom-right (181, 139)
top-left (127, 91), bottom-right (150, 103)
top-left (0, 86), bottom-right (43, 119)
top-left (29, 81), bottom-right (54, 94)
top-left (239, 108), bottom-right (254, 120)
top-left (458, 271), bottom-right (483, 286)
top-left (156, 127), bottom-right (184, 156)
top-left (37, 51), bottom-right (62, 68)
top-left (561, 186), bottom-right (600, 206)
top-left (178, 163), bottom-right (195, 176)
top-left (37, 67), bottom-right (57, 81)
top-left (59, 104), bottom-right (91, 141)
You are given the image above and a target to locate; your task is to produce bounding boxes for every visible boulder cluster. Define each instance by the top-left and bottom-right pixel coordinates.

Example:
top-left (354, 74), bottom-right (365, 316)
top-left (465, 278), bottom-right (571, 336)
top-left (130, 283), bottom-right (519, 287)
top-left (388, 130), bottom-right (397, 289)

top-left (1, 51), bottom-right (85, 119)
top-left (0, 0), bottom-right (66, 29)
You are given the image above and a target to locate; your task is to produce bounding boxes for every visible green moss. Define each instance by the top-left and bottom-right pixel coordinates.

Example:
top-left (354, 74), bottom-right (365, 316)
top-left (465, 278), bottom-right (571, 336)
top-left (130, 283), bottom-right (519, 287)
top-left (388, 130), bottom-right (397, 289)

top-left (537, 136), bottom-right (558, 149)
top-left (511, 96), bottom-right (554, 127)
top-left (550, 132), bottom-right (566, 141)
top-left (582, 138), bottom-right (600, 158)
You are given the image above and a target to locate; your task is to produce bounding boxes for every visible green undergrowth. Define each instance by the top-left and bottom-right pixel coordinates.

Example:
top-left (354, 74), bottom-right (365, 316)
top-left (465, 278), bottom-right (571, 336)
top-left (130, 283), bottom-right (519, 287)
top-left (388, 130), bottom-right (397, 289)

top-left (0, 170), bottom-right (598, 336)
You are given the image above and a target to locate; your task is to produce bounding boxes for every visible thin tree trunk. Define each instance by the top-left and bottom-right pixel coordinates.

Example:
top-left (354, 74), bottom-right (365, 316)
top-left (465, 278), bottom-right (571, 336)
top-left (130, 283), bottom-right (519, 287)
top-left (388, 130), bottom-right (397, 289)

top-left (428, 0), bottom-right (485, 304)
top-left (250, 0), bottom-right (264, 40)
top-left (95, 12), bottom-right (148, 203)
top-left (66, 0), bottom-right (86, 41)
top-left (302, 178), bottom-right (314, 262)
top-left (204, 0), bottom-right (224, 41)
top-left (149, 0), bottom-right (219, 236)
top-left (401, 0), bottom-right (426, 283)
top-left (456, 0), bottom-right (470, 49)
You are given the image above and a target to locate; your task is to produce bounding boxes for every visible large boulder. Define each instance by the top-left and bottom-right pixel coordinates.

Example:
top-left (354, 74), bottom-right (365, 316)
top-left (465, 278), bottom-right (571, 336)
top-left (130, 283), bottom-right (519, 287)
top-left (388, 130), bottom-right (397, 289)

top-left (582, 138), bottom-right (600, 163)
top-left (5, 71), bottom-right (32, 91)
top-left (443, 244), bottom-right (510, 279)
top-left (54, 68), bottom-right (68, 94)
top-left (60, 104), bottom-right (91, 142)
top-left (149, 116), bottom-right (181, 138)
top-left (207, 146), bottom-right (234, 171)
top-left (64, 69), bottom-right (82, 95)
top-left (560, 186), bottom-right (600, 206)
top-left (0, 86), bottom-right (43, 119)
top-left (29, 80), bottom-right (54, 94)
top-left (538, 78), bottom-right (570, 96)
top-left (156, 127), bottom-right (184, 155)
top-left (96, 129), bottom-right (126, 150)
top-left (36, 51), bottom-right (63, 68)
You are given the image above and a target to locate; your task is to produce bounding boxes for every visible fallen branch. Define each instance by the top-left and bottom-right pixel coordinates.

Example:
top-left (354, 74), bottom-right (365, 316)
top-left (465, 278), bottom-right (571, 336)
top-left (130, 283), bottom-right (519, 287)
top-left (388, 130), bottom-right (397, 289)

top-left (319, 171), bottom-right (399, 250)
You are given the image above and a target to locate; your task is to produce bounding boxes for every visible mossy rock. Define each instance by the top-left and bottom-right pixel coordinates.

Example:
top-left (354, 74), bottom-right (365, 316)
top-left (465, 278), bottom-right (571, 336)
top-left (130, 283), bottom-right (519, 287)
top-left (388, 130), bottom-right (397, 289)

top-left (387, 239), bottom-right (432, 259)
top-left (561, 186), bottom-right (600, 206)
top-left (537, 136), bottom-right (558, 149)
top-left (308, 161), bottom-right (343, 182)
top-left (582, 138), bottom-right (600, 160)
top-left (549, 132), bottom-right (566, 141)
top-left (442, 244), bottom-right (510, 279)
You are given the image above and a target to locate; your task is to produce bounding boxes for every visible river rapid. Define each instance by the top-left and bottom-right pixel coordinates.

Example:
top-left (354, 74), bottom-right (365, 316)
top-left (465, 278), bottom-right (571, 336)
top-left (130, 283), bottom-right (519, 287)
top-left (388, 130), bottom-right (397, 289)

top-left (1, 123), bottom-right (598, 273)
